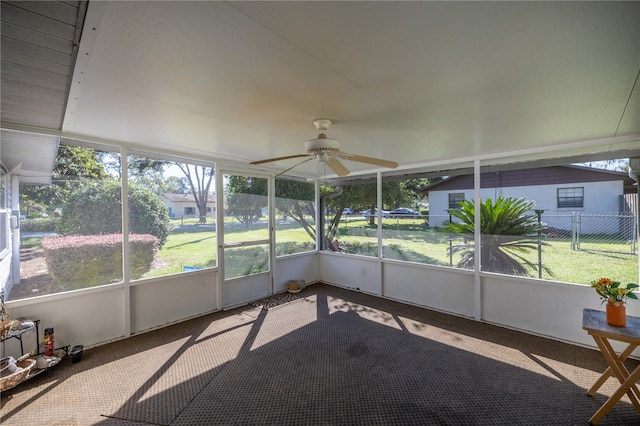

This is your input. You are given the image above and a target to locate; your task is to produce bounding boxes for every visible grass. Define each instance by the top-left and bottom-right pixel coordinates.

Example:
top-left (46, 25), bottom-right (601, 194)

top-left (144, 227), bottom-right (217, 277)
top-left (335, 218), bottom-right (638, 285)
top-left (20, 217), bottom-right (639, 286)
top-left (144, 221), bottom-right (316, 278)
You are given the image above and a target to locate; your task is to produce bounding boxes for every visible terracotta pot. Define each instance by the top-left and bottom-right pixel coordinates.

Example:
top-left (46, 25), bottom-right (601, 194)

top-left (606, 302), bottom-right (626, 327)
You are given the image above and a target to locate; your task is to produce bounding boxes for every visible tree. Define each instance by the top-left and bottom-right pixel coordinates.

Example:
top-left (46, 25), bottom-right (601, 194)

top-left (225, 176), bottom-right (267, 227)
top-left (443, 196), bottom-right (548, 276)
top-left (274, 178), bottom-right (433, 249)
top-left (175, 163), bottom-right (215, 224)
top-left (323, 183), bottom-right (377, 242)
top-left (20, 145), bottom-right (107, 215)
top-left (57, 179), bottom-right (171, 247)
top-left (55, 145), bottom-right (108, 180)
top-left (164, 175), bottom-right (190, 195)
top-left (275, 178), bottom-right (316, 240)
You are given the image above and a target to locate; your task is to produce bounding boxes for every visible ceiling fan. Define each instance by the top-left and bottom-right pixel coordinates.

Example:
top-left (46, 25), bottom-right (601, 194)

top-left (250, 119), bottom-right (398, 177)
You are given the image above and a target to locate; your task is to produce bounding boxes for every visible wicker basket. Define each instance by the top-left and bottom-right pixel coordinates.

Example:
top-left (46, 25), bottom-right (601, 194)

top-left (0, 358), bottom-right (36, 392)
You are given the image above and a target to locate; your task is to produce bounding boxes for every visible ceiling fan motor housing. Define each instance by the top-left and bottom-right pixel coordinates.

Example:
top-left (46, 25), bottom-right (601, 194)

top-left (305, 135), bottom-right (341, 161)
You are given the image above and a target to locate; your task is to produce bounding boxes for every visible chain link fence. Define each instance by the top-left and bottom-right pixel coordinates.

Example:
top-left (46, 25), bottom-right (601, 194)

top-left (542, 213), bottom-right (637, 255)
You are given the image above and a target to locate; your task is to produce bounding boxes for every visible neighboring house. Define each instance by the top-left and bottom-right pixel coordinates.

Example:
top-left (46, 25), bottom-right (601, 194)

top-left (419, 165), bottom-right (636, 232)
top-left (164, 193), bottom-right (216, 219)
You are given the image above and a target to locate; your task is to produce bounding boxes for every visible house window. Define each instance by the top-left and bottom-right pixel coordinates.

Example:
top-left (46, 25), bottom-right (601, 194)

top-left (448, 193), bottom-right (465, 209)
top-left (206, 207), bottom-right (212, 213)
top-left (557, 187), bottom-right (584, 208)
top-left (185, 207), bottom-right (195, 215)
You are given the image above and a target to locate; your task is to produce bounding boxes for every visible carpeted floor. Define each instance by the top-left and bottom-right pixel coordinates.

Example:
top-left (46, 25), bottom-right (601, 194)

top-left (1, 283), bottom-right (638, 425)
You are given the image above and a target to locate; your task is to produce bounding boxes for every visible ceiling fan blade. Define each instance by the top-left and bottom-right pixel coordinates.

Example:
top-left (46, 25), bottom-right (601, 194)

top-left (338, 151), bottom-right (398, 169)
top-left (250, 154), bottom-right (310, 165)
top-left (326, 158), bottom-right (350, 177)
top-left (275, 157), bottom-right (314, 177)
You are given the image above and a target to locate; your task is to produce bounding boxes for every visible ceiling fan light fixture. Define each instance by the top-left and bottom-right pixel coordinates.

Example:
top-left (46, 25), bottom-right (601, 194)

top-left (316, 151), bottom-right (332, 162)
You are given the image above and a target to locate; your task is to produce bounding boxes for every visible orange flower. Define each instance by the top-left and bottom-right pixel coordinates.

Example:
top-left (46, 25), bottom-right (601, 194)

top-left (591, 278), bottom-right (639, 305)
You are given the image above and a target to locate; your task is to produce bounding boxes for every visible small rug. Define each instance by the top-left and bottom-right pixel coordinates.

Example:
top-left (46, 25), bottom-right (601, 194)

top-left (249, 292), bottom-right (303, 311)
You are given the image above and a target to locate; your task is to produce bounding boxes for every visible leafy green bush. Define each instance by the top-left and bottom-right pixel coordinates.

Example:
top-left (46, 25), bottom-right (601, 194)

top-left (56, 179), bottom-right (170, 247)
top-left (42, 233), bottom-right (158, 290)
top-left (20, 218), bottom-right (58, 233)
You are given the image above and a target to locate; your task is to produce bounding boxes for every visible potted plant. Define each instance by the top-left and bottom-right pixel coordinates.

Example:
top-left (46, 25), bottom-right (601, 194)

top-left (590, 278), bottom-right (639, 327)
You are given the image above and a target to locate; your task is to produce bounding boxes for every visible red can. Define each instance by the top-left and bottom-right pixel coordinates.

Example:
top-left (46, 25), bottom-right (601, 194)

top-left (44, 327), bottom-right (54, 356)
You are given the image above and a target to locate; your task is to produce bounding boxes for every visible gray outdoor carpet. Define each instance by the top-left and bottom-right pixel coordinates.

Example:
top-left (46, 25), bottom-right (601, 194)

top-left (2, 283), bottom-right (638, 425)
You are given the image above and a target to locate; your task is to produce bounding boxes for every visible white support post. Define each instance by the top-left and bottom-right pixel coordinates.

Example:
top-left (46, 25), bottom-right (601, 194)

top-left (474, 159), bottom-right (482, 320)
top-left (215, 170), bottom-right (224, 311)
top-left (315, 179), bottom-right (321, 252)
top-left (121, 148), bottom-right (131, 338)
top-left (268, 176), bottom-right (275, 295)
top-left (377, 171), bottom-right (383, 296)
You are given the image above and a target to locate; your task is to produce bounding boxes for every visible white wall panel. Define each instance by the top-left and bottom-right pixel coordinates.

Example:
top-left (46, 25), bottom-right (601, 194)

top-left (130, 270), bottom-right (217, 334)
top-left (3, 286), bottom-right (125, 357)
top-left (383, 262), bottom-right (475, 317)
top-left (481, 274), bottom-right (640, 355)
top-left (4, 252), bottom-right (637, 358)
top-left (320, 253), bottom-right (380, 295)
top-left (274, 253), bottom-right (318, 293)
top-left (222, 272), bottom-right (270, 309)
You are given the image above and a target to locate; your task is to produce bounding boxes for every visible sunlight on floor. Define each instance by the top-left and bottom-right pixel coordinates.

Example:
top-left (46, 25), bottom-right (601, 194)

top-left (397, 315), bottom-right (564, 381)
top-left (327, 296), bottom-right (403, 330)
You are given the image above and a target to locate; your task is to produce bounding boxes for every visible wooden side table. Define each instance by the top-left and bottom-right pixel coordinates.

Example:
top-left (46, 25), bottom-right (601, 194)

top-left (582, 308), bottom-right (640, 425)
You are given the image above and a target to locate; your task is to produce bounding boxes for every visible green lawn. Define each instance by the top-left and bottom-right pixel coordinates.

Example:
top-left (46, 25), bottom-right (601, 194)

top-left (145, 227), bottom-right (217, 277)
top-left (335, 218), bottom-right (638, 285)
top-left (24, 217), bottom-right (638, 286)
top-left (145, 221), bottom-right (316, 278)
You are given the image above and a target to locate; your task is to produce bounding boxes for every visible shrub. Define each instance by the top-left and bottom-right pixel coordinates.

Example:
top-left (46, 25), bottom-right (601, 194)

top-left (56, 179), bottom-right (170, 247)
top-left (276, 241), bottom-right (315, 256)
top-left (42, 233), bottom-right (159, 291)
top-left (443, 196), bottom-right (548, 276)
top-left (20, 218), bottom-right (58, 233)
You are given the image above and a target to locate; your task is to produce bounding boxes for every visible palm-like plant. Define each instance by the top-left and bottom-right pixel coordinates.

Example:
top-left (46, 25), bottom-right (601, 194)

top-left (444, 196), bottom-right (549, 276)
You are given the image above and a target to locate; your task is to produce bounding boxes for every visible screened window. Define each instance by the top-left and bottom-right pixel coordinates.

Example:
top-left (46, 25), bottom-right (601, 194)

top-left (275, 177), bottom-right (316, 256)
top-left (448, 193), bottom-right (465, 209)
top-left (12, 143), bottom-right (123, 301)
top-left (128, 154), bottom-right (216, 279)
top-left (557, 187), bottom-right (583, 208)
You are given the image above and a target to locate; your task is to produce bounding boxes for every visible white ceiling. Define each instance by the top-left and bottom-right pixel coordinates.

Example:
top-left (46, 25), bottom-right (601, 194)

top-left (7, 1), bottom-right (640, 179)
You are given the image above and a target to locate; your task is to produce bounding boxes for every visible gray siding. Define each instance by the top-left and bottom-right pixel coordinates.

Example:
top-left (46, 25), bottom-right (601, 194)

top-left (421, 166), bottom-right (631, 193)
top-left (0, 1), bottom-right (85, 129)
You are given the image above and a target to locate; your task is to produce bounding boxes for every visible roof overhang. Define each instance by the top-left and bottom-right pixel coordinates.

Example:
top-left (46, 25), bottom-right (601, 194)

top-left (1, 128), bottom-right (59, 184)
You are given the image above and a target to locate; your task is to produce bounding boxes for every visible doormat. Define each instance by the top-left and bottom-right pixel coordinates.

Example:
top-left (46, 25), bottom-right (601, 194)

top-left (249, 292), bottom-right (303, 311)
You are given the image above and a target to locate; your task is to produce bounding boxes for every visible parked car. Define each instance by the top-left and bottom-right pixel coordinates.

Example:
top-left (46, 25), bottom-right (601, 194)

top-left (342, 208), bottom-right (355, 215)
top-left (361, 208), bottom-right (390, 218)
top-left (389, 208), bottom-right (420, 219)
